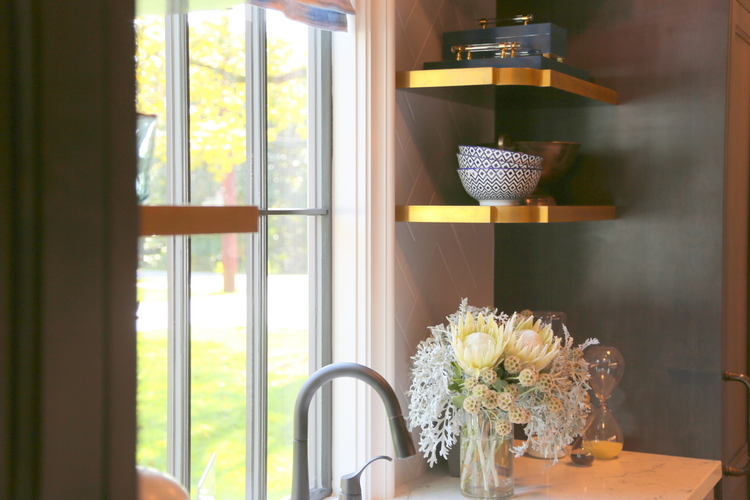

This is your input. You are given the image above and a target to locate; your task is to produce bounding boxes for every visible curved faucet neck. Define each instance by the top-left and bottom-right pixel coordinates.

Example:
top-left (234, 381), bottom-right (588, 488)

top-left (290, 362), bottom-right (416, 500)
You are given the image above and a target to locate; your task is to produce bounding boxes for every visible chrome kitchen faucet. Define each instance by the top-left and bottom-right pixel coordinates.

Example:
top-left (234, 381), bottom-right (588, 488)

top-left (290, 362), bottom-right (417, 500)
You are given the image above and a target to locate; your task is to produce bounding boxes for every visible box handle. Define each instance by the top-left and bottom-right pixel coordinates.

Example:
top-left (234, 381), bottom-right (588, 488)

top-left (477, 14), bottom-right (533, 29)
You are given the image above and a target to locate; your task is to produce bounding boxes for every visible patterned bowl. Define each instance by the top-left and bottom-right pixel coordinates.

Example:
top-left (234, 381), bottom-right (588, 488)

top-left (457, 153), bottom-right (542, 171)
top-left (458, 145), bottom-right (543, 167)
top-left (457, 166), bottom-right (543, 206)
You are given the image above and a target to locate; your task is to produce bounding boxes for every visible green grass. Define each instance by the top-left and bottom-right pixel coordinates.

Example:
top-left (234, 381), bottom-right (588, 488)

top-left (137, 325), bottom-right (308, 500)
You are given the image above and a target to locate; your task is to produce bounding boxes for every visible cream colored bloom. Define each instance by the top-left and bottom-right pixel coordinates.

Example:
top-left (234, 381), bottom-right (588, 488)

top-left (518, 367), bottom-right (538, 387)
top-left (495, 419), bottom-right (512, 436)
top-left (480, 369), bottom-right (497, 385)
top-left (451, 312), bottom-right (509, 376)
top-left (463, 396), bottom-right (481, 414)
top-left (503, 313), bottom-right (561, 371)
top-left (472, 384), bottom-right (488, 398)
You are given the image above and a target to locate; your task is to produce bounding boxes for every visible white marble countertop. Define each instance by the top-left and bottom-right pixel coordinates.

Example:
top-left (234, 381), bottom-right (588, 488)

top-left (394, 451), bottom-right (722, 500)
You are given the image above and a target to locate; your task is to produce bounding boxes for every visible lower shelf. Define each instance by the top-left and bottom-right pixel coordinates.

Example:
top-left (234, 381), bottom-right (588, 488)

top-left (396, 205), bottom-right (616, 223)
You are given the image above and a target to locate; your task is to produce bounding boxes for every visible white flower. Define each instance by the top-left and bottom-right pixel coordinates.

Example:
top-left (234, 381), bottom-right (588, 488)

top-left (504, 313), bottom-right (561, 371)
top-left (451, 311), bottom-right (509, 376)
top-left (407, 300), bottom-right (596, 468)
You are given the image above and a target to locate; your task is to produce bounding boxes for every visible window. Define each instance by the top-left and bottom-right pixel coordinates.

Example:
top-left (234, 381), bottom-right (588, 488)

top-left (135, 6), bottom-right (331, 499)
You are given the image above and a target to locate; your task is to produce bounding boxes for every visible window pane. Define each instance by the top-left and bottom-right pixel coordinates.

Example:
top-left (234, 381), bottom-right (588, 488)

top-left (188, 9), bottom-right (247, 206)
top-left (190, 234), bottom-right (248, 500)
top-left (136, 237), bottom-right (169, 470)
top-left (267, 11), bottom-right (309, 209)
top-left (267, 215), bottom-right (309, 499)
top-left (135, 16), bottom-right (168, 205)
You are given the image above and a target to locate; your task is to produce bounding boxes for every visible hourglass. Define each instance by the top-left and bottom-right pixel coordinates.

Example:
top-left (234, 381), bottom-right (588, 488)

top-left (583, 345), bottom-right (625, 459)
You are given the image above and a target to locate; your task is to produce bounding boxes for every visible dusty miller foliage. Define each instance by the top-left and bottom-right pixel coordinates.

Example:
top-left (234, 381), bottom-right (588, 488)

top-left (407, 299), bottom-right (598, 466)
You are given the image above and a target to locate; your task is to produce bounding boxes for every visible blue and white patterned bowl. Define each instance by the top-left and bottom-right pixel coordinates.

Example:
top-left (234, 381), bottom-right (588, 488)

top-left (458, 145), bottom-right (543, 167)
top-left (457, 153), bottom-right (542, 171)
top-left (457, 166), bottom-right (543, 206)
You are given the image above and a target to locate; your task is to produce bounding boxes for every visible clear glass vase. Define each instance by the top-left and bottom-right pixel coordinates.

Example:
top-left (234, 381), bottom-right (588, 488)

top-left (460, 414), bottom-right (514, 500)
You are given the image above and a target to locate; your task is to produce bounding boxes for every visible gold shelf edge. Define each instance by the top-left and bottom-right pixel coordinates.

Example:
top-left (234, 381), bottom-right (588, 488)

top-left (396, 205), bottom-right (493, 223)
top-left (544, 205), bottom-right (617, 223)
top-left (396, 67), bottom-right (617, 104)
top-left (396, 67), bottom-right (496, 88)
top-left (545, 70), bottom-right (618, 105)
top-left (395, 205), bottom-right (616, 224)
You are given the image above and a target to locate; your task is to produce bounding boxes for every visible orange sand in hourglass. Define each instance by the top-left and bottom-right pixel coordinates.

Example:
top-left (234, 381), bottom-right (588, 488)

top-left (584, 440), bottom-right (624, 459)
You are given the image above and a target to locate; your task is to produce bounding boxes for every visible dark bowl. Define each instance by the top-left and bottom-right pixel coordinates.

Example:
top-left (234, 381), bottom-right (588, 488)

top-left (512, 141), bottom-right (581, 186)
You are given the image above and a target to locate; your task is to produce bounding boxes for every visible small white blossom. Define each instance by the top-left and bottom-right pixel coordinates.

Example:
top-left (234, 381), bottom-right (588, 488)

top-left (495, 419), bottom-right (512, 436)
top-left (463, 396), bottom-right (481, 414)
top-left (480, 369), bottom-right (497, 385)
top-left (497, 391), bottom-right (514, 411)
top-left (518, 367), bottom-right (538, 387)
top-left (472, 383), bottom-right (488, 398)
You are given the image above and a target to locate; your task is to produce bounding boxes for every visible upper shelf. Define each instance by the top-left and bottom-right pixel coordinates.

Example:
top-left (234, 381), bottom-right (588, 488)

top-left (396, 67), bottom-right (617, 105)
top-left (396, 205), bottom-right (616, 223)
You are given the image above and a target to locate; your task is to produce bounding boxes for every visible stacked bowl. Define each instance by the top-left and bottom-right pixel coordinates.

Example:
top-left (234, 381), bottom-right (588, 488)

top-left (456, 145), bottom-right (544, 206)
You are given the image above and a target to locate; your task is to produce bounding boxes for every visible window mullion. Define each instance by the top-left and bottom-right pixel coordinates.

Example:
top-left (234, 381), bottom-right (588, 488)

top-left (246, 5), bottom-right (268, 500)
top-left (307, 27), bottom-right (333, 500)
top-left (165, 11), bottom-right (191, 490)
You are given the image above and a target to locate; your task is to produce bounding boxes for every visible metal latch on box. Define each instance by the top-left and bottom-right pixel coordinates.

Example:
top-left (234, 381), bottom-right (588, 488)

top-left (450, 42), bottom-right (522, 60)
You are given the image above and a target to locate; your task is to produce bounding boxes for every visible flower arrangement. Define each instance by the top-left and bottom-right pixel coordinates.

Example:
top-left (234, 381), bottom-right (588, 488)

top-left (407, 299), bottom-right (598, 466)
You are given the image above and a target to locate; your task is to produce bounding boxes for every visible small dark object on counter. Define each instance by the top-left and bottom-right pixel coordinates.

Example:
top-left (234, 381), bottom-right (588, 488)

top-left (570, 436), bottom-right (595, 466)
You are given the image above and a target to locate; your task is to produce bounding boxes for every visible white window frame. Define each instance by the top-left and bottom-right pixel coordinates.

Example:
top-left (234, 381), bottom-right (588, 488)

top-left (141, 7), bottom-right (333, 499)
top-left (330, 0), bottom-right (399, 498)
top-left (246, 6), bottom-right (333, 500)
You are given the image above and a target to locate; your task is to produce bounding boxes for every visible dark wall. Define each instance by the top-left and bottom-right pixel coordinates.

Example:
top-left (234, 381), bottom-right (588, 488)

top-left (1, 0), bottom-right (138, 498)
top-left (493, 0), bottom-right (729, 460)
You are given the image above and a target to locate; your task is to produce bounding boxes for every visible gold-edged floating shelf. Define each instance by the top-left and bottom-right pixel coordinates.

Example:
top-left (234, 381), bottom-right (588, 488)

top-left (396, 67), bottom-right (617, 105)
top-left (140, 206), bottom-right (259, 236)
top-left (396, 205), bottom-right (616, 224)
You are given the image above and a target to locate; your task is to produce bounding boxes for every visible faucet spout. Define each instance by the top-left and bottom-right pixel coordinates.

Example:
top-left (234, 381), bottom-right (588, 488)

top-left (290, 362), bottom-right (416, 500)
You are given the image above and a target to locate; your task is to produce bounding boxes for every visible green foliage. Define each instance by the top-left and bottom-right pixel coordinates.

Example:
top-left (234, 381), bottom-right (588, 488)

top-left (137, 329), bottom-right (307, 500)
top-left (452, 396), bottom-right (466, 409)
top-left (136, 12), bottom-right (311, 274)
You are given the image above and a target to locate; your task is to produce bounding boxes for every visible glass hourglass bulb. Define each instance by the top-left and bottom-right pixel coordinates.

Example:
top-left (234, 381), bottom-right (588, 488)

top-left (583, 346), bottom-right (625, 459)
top-left (570, 435), bottom-right (594, 466)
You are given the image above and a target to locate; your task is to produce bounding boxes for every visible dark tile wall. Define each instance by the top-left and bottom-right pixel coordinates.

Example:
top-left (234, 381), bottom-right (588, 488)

top-left (493, 0), bottom-right (729, 460)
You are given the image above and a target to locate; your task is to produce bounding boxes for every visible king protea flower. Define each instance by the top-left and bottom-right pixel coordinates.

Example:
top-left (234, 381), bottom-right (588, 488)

top-left (451, 312), bottom-right (509, 376)
top-left (503, 313), bottom-right (561, 371)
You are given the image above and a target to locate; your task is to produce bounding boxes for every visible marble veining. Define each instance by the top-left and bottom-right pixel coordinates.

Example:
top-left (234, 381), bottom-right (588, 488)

top-left (393, 451), bottom-right (721, 500)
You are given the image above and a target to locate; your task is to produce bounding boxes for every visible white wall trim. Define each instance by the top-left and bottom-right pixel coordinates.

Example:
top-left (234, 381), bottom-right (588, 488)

top-left (331, 0), bottom-right (396, 497)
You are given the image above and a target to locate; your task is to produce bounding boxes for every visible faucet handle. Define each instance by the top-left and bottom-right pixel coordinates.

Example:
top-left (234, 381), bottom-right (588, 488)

top-left (339, 455), bottom-right (392, 500)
